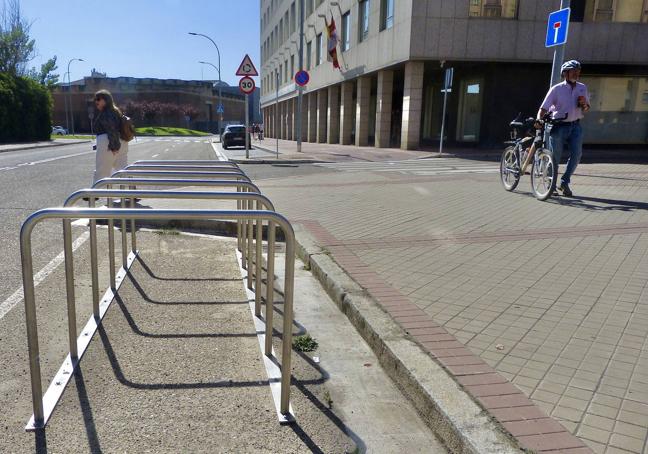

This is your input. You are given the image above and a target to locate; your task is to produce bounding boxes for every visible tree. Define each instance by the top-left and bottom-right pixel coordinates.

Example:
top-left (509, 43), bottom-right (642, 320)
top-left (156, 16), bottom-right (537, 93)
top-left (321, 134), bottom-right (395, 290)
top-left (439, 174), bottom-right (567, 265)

top-left (0, 0), bottom-right (36, 76)
top-left (27, 56), bottom-right (59, 88)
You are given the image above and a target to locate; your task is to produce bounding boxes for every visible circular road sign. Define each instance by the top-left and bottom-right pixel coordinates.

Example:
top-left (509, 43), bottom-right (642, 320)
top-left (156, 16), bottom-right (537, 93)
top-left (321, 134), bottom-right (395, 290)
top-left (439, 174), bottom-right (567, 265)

top-left (239, 76), bottom-right (255, 94)
top-left (295, 70), bottom-right (310, 87)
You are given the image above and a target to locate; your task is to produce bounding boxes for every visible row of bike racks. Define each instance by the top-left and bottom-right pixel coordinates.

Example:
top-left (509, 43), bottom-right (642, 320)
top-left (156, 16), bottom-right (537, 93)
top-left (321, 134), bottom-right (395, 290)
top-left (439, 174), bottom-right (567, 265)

top-left (20, 158), bottom-right (297, 431)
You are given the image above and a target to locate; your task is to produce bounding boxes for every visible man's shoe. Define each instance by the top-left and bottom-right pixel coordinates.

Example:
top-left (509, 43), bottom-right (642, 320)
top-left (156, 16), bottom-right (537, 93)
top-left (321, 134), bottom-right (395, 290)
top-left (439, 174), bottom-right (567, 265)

top-left (559, 182), bottom-right (573, 197)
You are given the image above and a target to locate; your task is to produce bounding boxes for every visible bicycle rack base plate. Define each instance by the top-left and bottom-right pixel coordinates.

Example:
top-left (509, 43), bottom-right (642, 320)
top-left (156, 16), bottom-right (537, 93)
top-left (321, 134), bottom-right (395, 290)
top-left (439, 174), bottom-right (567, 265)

top-left (25, 251), bottom-right (139, 432)
top-left (236, 250), bottom-right (295, 425)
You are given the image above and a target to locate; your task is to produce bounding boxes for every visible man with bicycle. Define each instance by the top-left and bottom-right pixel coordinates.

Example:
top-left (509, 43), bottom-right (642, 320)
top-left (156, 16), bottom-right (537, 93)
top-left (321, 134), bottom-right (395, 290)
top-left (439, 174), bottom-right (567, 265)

top-left (537, 60), bottom-right (590, 197)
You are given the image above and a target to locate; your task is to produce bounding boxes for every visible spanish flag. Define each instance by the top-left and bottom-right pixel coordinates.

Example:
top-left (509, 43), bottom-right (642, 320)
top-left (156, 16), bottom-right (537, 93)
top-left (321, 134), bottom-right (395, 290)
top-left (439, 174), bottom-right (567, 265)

top-left (325, 15), bottom-right (340, 70)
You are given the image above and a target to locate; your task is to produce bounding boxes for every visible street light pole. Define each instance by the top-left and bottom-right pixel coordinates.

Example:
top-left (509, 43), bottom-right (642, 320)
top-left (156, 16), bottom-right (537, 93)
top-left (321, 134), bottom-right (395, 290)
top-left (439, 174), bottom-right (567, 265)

top-left (296, 0), bottom-right (304, 153)
top-left (198, 60), bottom-right (222, 127)
top-left (66, 58), bottom-right (84, 135)
top-left (189, 32), bottom-right (223, 134)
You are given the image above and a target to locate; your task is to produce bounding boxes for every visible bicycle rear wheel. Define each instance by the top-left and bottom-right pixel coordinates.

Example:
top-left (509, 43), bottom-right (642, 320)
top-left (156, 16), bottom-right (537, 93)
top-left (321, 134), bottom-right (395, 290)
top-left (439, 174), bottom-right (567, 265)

top-left (530, 148), bottom-right (557, 201)
top-left (500, 146), bottom-right (520, 191)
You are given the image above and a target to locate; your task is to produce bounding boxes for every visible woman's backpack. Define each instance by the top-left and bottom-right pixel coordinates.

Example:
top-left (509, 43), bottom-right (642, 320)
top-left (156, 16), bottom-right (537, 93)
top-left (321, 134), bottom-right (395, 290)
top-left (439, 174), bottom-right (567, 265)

top-left (120, 115), bottom-right (136, 142)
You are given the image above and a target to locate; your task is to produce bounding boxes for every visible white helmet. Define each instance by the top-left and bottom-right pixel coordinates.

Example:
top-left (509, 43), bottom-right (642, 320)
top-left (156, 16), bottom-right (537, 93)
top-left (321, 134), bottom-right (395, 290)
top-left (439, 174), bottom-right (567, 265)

top-left (561, 60), bottom-right (581, 74)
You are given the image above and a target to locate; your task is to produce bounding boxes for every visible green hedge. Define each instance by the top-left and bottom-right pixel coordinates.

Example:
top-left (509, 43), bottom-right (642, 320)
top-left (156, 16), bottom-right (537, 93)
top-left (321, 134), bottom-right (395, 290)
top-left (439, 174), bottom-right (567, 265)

top-left (0, 73), bottom-right (52, 143)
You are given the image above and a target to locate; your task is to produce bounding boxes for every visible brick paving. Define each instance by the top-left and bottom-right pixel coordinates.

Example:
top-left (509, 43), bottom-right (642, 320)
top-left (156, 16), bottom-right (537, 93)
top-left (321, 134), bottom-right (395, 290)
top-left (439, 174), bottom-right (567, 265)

top-left (254, 156), bottom-right (648, 454)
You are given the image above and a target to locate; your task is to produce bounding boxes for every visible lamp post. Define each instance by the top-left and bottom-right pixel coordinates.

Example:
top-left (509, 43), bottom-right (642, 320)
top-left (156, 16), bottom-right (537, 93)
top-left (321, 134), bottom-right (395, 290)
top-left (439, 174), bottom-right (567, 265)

top-left (198, 60), bottom-right (221, 130)
top-left (189, 32), bottom-right (223, 134)
top-left (65, 58), bottom-right (84, 135)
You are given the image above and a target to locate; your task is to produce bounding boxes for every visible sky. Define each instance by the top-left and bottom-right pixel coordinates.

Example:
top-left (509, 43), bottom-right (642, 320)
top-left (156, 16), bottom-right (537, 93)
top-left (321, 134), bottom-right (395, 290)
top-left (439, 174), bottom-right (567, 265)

top-left (19, 0), bottom-right (261, 86)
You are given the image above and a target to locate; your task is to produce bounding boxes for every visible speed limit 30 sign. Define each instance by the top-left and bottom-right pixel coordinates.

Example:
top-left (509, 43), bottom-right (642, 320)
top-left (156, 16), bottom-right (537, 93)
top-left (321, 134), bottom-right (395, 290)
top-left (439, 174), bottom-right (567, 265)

top-left (239, 76), bottom-right (255, 94)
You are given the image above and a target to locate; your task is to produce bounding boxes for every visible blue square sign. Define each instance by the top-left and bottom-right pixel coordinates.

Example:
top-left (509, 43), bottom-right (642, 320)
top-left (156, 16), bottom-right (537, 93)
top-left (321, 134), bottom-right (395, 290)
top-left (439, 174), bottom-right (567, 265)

top-left (546, 8), bottom-right (570, 48)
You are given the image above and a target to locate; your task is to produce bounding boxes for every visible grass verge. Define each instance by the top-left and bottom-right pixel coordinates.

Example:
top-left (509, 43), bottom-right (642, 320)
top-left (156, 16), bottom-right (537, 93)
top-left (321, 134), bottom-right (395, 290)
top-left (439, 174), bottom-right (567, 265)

top-left (51, 135), bottom-right (94, 140)
top-left (135, 127), bottom-right (211, 137)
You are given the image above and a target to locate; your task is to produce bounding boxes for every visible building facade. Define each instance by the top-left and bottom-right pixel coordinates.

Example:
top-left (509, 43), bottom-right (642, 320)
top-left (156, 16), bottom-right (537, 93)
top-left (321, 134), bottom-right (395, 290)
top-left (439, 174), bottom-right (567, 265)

top-left (260, 0), bottom-right (648, 149)
top-left (53, 73), bottom-right (247, 134)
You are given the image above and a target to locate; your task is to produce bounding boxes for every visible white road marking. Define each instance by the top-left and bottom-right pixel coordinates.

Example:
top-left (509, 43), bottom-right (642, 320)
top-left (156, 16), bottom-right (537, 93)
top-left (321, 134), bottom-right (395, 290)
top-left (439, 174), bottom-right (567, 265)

top-left (211, 142), bottom-right (228, 161)
top-left (0, 232), bottom-right (90, 321)
top-left (152, 154), bottom-right (159, 158)
top-left (0, 151), bottom-right (94, 173)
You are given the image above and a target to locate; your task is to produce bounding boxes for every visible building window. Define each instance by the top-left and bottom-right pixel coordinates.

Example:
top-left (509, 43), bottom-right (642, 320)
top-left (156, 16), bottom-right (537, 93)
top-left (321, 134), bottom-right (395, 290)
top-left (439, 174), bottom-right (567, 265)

top-left (580, 76), bottom-right (648, 143)
top-left (290, 55), bottom-right (295, 79)
top-left (468, 0), bottom-right (519, 18)
top-left (359, 0), bottom-right (370, 42)
top-left (285, 59), bottom-right (289, 83)
top-left (306, 0), bottom-right (313, 17)
top-left (316, 33), bottom-right (323, 65)
top-left (306, 41), bottom-right (312, 70)
top-left (279, 64), bottom-right (283, 84)
top-left (291, 2), bottom-right (296, 34)
top-left (380, 0), bottom-right (394, 30)
top-left (341, 11), bottom-right (351, 51)
top-left (584, 0), bottom-right (648, 22)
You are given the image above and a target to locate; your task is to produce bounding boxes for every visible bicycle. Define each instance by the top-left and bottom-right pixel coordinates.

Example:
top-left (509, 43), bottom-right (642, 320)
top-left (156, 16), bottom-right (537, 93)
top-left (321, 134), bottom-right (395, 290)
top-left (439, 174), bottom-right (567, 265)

top-left (500, 113), bottom-right (566, 201)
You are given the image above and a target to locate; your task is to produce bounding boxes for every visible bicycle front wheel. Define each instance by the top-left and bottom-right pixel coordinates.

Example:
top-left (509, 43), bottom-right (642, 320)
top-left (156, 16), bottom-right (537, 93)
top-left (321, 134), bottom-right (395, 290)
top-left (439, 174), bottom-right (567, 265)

top-left (530, 148), bottom-right (557, 201)
top-left (500, 146), bottom-right (520, 191)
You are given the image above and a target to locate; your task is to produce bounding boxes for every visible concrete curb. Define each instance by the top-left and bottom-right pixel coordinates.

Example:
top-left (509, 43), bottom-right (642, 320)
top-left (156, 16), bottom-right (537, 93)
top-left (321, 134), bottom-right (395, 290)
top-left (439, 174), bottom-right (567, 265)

top-left (0, 140), bottom-right (92, 153)
top-left (292, 225), bottom-right (520, 454)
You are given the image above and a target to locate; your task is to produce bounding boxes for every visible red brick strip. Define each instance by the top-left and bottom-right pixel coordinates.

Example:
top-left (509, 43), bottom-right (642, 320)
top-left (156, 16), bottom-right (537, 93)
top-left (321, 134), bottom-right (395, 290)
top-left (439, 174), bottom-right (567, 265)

top-left (302, 222), bottom-right (648, 250)
top-left (298, 219), bottom-right (593, 453)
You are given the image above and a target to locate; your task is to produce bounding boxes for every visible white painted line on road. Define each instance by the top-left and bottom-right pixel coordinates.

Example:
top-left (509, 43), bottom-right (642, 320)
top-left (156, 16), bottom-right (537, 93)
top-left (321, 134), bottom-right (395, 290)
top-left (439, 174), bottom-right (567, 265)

top-left (152, 154), bottom-right (159, 158)
top-left (0, 231), bottom-right (90, 321)
top-left (0, 150), bottom-right (94, 173)
top-left (211, 142), bottom-right (228, 161)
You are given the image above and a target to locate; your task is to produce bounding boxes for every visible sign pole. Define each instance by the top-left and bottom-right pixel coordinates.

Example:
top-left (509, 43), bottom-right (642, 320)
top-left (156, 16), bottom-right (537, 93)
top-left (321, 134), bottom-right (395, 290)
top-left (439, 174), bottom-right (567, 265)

top-left (439, 67), bottom-right (453, 156)
top-left (296, 0), bottom-right (304, 153)
top-left (275, 72), bottom-right (279, 159)
top-left (549, 0), bottom-right (570, 88)
top-left (245, 94), bottom-right (250, 159)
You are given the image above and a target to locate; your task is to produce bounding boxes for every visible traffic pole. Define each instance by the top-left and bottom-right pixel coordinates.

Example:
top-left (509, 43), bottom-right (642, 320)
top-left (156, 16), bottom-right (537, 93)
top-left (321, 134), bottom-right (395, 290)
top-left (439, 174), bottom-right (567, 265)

top-left (276, 72), bottom-right (279, 159)
top-left (296, 0), bottom-right (304, 153)
top-left (549, 0), bottom-right (570, 88)
top-left (245, 94), bottom-right (250, 159)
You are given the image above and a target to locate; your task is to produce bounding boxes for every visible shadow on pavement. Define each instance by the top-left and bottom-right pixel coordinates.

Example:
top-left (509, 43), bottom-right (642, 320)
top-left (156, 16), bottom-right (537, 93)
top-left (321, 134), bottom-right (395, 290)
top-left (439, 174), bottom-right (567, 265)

top-left (114, 292), bottom-right (257, 339)
top-left (129, 272), bottom-right (249, 306)
top-left (137, 256), bottom-right (240, 282)
top-left (98, 325), bottom-right (266, 390)
top-left (547, 194), bottom-right (648, 212)
top-left (74, 367), bottom-right (102, 454)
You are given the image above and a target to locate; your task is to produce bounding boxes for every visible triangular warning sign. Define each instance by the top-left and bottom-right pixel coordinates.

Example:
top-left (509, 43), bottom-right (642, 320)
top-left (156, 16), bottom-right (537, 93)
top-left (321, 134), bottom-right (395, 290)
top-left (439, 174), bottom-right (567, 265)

top-left (236, 54), bottom-right (258, 76)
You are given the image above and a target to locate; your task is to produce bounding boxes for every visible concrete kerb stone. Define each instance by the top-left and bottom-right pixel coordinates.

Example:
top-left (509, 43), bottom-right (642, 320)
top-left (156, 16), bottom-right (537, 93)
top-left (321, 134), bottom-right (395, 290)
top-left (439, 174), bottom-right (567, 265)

top-left (293, 227), bottom-right (520, 454)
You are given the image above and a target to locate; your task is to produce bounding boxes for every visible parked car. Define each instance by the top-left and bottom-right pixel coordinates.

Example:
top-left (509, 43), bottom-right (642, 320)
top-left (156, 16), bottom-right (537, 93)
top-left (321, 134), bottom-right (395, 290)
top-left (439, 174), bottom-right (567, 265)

top-left (51, 126), bottom-right (68, 135)
top-left (221, 125), bottom-right (250, 149)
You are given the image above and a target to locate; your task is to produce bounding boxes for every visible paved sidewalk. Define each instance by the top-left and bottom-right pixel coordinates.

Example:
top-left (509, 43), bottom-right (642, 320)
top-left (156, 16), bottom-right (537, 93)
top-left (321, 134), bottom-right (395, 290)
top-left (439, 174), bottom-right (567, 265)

top-left (253, 158), bottom-right (648, 454)
top-left (240, 138), bottom-right (442, 162)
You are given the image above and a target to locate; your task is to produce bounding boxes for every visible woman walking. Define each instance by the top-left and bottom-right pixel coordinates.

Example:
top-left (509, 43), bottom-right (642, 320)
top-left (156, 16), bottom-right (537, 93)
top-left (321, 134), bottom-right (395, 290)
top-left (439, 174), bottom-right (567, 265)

top-left (92, 89), bottom-right (128, 183)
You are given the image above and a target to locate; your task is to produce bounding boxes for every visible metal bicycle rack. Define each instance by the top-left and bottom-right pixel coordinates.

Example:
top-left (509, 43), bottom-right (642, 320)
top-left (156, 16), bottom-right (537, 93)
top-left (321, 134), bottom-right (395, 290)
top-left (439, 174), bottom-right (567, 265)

top-left (133, 159), bottom-right (240, 168)
top-left (92, 177), bottom-right (261, 278)
top-left (20, 161), bottom-right (297, 432)
top-left (125, 164), bottom-right (247, 174)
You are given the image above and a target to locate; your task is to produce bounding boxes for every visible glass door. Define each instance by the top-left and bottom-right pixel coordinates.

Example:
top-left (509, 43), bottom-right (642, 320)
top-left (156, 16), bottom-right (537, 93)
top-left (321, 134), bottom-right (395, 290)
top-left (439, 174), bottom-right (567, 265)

top-left (457, 78), bottom-right (484, 142)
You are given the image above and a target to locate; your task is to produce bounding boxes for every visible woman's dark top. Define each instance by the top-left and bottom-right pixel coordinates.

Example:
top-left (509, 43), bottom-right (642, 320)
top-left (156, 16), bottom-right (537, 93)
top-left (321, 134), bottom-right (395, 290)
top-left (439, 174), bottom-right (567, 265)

top-left (93, 109), bottom-right (122, 151)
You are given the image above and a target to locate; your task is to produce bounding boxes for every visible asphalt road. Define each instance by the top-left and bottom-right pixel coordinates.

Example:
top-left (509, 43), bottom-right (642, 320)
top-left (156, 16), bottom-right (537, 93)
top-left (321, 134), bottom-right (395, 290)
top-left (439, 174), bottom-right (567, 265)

top-left (0, 137), bottom-right (216, 305)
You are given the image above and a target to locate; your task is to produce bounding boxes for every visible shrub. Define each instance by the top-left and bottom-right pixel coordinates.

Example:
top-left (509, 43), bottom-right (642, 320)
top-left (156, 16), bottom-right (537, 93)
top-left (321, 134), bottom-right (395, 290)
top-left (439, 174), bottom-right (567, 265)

top-left (0, 72), bottom-right (52, 143)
